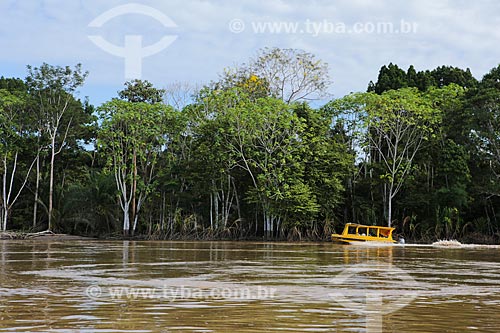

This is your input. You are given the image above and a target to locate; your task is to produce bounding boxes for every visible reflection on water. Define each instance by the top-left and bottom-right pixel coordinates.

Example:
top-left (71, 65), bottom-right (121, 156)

top-left (0, 240), bottom-right (499, 332)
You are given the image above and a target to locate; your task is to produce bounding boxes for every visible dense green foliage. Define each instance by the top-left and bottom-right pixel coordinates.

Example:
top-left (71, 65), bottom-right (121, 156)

top-left (1, 51), bottom-right (500, 243)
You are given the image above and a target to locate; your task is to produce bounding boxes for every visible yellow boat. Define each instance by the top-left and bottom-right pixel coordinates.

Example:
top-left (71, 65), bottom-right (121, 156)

top-left (331, 223), bottom-right (396, 244)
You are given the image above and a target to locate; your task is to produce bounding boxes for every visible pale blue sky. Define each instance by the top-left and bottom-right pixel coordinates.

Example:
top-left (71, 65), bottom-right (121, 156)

top-left (1, 0), bottom-right (499, 106)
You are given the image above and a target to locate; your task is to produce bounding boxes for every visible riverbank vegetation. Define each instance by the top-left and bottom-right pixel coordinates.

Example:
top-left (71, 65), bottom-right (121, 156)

top-left (1, 48), bottom-right (499, 243)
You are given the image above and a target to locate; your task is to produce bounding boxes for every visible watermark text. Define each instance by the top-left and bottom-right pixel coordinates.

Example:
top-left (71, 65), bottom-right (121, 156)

top-left (229, 18), bottom-right (418, 36)
top-left (85, 285), bottom-right (277, 301)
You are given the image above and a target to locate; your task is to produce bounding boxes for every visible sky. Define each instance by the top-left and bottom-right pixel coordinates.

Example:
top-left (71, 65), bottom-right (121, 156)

top-left (1, 0), bottom-right (500, 106)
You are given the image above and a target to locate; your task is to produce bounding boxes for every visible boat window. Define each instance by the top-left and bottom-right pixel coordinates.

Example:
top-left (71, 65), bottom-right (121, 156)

top-left (369, 228), bottom-right (378, 237)
top-left (348, 226), bottom-right (357, 234)
top-left (358, 227), bottom-right (367, 236)
top-left (379, 229), bottom-right (389, 238)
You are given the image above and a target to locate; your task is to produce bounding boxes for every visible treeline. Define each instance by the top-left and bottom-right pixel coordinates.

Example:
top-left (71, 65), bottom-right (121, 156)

top-left (0, 48), bottom-right (499, 242)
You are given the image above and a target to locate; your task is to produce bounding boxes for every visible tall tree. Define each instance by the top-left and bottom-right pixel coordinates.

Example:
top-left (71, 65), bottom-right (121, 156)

top-left (333, 87), bottom-right (446, 226)
top-left (468, 65), bottom-right (500, 193)
top-left (222, 47), bottom-right (330, 104)
top-left (0, 89), bottom-right (36, 231)
top-left (118, 79), bottom-right (165, 104)
top-left (367, 63), bottom-right (407, 94)
top-left (431, 66), bottom-right (477, 89)
top-left (368, 63), bottom-right (478, 94)
top-left (292, 103), bottom-right (352, 234)
top-left (26, 63), bottom-right (88, 231)
top-left (212, 92), bottom-right (312, 237)
top-left (164, 81), bottom-right (198, 110)
top-left (98, 99), bottom-right (177, 235)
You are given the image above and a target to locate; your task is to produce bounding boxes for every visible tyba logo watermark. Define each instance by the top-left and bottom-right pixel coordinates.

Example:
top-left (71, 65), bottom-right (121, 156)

top-left (329, 263), bottom-right (420, 333)
top-left (88, 3), bottom-right (177, 79)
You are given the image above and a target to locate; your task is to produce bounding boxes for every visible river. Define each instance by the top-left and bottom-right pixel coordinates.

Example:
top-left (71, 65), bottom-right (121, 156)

top-left (1, 240), bottom-right (499, 332)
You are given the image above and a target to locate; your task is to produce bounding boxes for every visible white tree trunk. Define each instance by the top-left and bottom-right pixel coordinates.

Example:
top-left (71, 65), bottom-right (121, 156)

top-left (1, 208), bottom-right (7, 232)
top-left (1, 152), bottom-right (35, 232)
top-left (48, 136), bottom-right (56, 231)
top-left (2, 156), bottom-right (7, 231)
top-left (388, 194), bottom-right (393, 228)
top-left (123, 204), bottom-right (130, 235)
top-left (132, 194), bottom-right (145, 234)
top-left (33, 153), bottom-right (40, 228)
top-left (209, 192), bottom-right (213, 229)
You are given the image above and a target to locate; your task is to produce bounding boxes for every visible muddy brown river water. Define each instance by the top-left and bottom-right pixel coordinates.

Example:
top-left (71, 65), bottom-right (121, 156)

top-left (0, 240), bottom-right (499, 332)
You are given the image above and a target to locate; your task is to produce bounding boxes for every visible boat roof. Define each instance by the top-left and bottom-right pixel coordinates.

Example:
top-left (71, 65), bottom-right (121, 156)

top-left (344, 223), bottom-right (395, 230)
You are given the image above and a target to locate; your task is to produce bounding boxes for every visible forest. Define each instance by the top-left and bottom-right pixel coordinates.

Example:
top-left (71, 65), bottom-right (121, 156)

top-left (0, 48), bottom-right (499, 243)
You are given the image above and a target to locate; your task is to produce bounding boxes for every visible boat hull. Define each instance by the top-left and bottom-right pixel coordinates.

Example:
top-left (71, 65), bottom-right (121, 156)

top-left (331, 223), bottom-right (397, 244)
top-left (331, 235), bottom-right (396, 244)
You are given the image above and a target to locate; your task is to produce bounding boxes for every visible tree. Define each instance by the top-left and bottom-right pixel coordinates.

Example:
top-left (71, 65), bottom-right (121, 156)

top-left (97, 99), bottom-right (176, 235)
top-left (214, 72), bottom-right (270, 101)
top-left (431, 66), bottom-right (477, 89)
top-left (334, 88), bottom-right (444, 227)
top-left (118, 79), bottom-right (165, 104)
top-left (468, 65), bottom-right (500, 193)
top-left (186, 96), bottom-right (240, 232)
top-left (163, 81), bottom-right (199, 110)
top-left (292, 103), bottom-right (352, 234)
top-left (214, 92), bottom-right (311, 237)
top-left (368, 63), bottom-right (408, 94)
top-left (221, 47), bottom-right (330, 103)
top-left (181, 86), bottom-right (353, 239)
top-left (368, 63), bottom-right (478, 94)
top-left (324, 93), bottom-right (373, 225)
top-left (0, 89), bottom-right (36, 231)
top-left (26, 63), bottom-right (88, 231)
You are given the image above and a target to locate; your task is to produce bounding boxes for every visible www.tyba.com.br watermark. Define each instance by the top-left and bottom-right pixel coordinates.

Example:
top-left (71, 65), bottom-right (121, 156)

top-left (229, 18), bottom-right (418, 36)
top-left (85, 285), bottom-right (277, 301)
